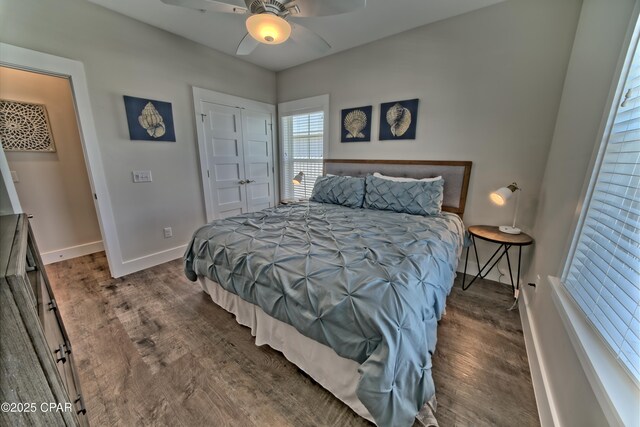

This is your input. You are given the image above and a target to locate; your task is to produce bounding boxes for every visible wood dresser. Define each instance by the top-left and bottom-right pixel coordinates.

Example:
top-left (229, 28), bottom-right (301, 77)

top-left (0, 214), bottom-right (88, 426)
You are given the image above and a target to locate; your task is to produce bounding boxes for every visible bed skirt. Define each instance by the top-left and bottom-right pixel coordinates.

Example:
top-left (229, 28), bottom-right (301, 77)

top-left (198, 276), bottom-right (375, 423)
top-left (198, 276), bottom-right (439, 426)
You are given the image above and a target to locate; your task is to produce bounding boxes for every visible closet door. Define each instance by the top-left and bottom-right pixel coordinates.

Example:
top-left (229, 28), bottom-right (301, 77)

top-left (201, 101), bottom-right (248, 219)
top-left (241, 109), bottom-right (276, 213)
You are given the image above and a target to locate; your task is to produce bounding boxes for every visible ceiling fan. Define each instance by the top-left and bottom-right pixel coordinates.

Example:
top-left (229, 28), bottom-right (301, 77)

top-left (160, 0), bottom-right (366, 55)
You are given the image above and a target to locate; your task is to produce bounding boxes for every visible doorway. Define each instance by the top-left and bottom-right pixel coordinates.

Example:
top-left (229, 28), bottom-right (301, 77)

top-left (193, 88), bottom-right (277, 222)
top-left (1, 66), bottom-right (103, 264)
top-left (1, 43), bottom-right (123, 277)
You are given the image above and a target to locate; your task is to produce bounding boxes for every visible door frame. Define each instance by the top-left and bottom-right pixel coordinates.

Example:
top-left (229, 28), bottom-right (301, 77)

top-left (192, 87), bottom-right (277, 222)
top-left (0, 43), bottom-right (123, 277)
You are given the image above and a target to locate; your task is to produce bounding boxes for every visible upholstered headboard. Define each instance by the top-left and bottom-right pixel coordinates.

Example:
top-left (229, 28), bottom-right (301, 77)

top-left (324, 159), bottom-right (472, 216)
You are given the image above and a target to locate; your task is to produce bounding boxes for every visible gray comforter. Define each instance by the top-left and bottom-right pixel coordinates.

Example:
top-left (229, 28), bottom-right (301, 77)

top-left (184, 202), bottom-right (464, 427)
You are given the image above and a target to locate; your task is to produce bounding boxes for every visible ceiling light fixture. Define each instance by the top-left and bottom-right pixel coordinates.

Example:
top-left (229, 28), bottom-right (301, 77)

top-left (246, 14), bottom-right (291, 45)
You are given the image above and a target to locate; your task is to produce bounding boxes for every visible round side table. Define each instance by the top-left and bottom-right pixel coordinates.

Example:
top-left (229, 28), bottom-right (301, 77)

top-left (461, 225), bottom-right (534, 297)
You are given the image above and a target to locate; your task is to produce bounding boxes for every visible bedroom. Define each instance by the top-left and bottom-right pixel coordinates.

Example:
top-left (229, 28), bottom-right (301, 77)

top-left (0, 0), bottom-right (638, 426)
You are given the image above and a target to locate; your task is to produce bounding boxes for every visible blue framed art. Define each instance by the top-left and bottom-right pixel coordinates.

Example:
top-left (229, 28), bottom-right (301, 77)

top-left (341, 105), bottom-right (372, 142)
top-left (379, 98), bottom-right (419, 141)
top-left (123, 95), bottom-right (176, 142)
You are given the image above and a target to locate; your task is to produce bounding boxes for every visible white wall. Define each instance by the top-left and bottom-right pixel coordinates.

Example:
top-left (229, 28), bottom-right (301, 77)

top-left (523, 0), bottom-right (637, 425)
top-left (0, 0), bottom-right (276, 267)
top-left (1, 67), bottom-right (102, 257)
top-left (276, 0), bottom-right (582, 277)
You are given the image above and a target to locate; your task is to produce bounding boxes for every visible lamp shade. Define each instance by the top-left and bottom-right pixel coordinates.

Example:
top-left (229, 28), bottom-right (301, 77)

top-left (489, 182), bottom-right (521, 234)
top-left (246, 14), bottom-right (291, 45)
top-left (292, 171), bottom-right (304, 185)
top-left (490, 183), bottom-right (519, 206)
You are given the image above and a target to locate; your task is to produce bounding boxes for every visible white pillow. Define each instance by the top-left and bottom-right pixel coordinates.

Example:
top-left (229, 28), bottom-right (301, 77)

top-left (373, 172), bottom-right (443, 183)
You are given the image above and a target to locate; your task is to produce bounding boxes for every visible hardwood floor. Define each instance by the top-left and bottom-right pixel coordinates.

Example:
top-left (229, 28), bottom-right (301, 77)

top-left (46, 252), bottom-right (539, 427)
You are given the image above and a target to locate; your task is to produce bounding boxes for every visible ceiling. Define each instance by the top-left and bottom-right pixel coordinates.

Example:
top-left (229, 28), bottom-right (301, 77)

top-left (88, 0), bottom-right (504, 71)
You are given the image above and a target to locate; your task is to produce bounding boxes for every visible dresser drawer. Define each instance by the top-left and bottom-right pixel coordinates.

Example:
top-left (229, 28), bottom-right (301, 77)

top-left (1, 215), bottom-right (89, 427)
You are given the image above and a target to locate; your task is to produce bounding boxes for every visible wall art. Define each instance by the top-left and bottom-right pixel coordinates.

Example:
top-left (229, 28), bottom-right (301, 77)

top-left (0, 99), bottom-right (56, 152)
top-left (379, 98), bottom-right (419, 141)
top-left (341, 105), bottom-right (372, 142)
top-left (123, 95), bottom-right (176, 142)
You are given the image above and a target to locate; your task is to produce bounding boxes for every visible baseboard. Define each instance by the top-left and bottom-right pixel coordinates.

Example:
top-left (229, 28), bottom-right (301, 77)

top-left (115, 244), bottom-right (187, 277)
top-left (456, 258), bottom-right (508, 284)
top-left (41, 241), bottom-right (104, 265)
top-left (520, 288), bottom-right (561, 427)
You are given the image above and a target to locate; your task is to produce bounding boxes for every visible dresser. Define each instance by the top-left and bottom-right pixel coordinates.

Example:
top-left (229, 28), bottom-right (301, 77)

top-left (0, 214), bottom-right (88, 426)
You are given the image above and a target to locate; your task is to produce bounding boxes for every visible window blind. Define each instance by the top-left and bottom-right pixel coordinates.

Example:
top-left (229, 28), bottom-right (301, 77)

top-left (563, 42), bottom-right (640, 382)
top-left (280, 111), bottom-right (324, 200)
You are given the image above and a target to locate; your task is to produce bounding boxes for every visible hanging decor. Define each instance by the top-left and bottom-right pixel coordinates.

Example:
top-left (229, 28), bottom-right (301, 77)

top-left (0, 99), bottom-right (56, 152)
top-left (123, 95), bottom-right (176, 142)
top-left (379, 98), bottom-right (419, 141)
top-left (341, 105), bottom-right (372, 142)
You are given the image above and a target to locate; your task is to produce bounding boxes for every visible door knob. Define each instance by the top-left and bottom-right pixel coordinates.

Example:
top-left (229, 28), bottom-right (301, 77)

top-left (238, 180), bottom-right (247, 185)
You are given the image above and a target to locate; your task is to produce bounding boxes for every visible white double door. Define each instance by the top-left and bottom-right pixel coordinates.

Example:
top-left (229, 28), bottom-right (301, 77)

top-left (198, 99), bottom-right (276, 220)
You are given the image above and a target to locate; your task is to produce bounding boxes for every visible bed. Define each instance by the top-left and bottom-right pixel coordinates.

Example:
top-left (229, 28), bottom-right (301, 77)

top-left (184, 160), bottom-right (472, 427)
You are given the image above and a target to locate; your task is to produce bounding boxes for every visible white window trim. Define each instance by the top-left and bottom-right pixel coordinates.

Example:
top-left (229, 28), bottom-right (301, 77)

top-left (550, 277), bottom-right (639, 427)
top-left (277, 94), bottom-right (329, 201)
top-left (551, 4), bottom-right (640, 426)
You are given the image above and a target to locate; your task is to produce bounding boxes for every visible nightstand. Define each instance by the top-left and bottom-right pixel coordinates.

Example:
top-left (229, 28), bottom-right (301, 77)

top-left (461, 225), bottom-right (534, 300)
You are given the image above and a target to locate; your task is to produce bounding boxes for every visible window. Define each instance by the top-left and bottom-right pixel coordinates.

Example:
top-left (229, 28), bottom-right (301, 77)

top-left (563, 32), bottom-right (640, 382)
top-left (278, 95), bottom-right (328, 201)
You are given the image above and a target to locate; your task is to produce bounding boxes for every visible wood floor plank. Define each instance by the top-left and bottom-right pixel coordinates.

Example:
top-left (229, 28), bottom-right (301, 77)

top-left (46, 253), bottom-right (539, 427)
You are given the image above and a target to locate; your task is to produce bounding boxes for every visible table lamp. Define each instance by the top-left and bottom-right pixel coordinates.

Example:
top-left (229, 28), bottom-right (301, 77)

top-left (292, 171), bottom-right (305, 200)
top-left (292, 171), bottom-right (304, 186)
top-left (490, 182), bottom-right (521, 234)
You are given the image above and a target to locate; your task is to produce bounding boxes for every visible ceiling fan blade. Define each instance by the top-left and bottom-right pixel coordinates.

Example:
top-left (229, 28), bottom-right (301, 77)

top-left (160, 0), bottom-right (247, 14)
top-left (236, 33), bottom-right (260, 55)
top-left (290, 23), bottom-right (331, 54)
top-left (291, 0), bottom-right (366, 17)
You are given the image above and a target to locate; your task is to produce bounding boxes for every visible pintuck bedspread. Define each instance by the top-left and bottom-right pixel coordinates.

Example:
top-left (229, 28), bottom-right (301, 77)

top-left (184, 202), bottom-right (464, 427)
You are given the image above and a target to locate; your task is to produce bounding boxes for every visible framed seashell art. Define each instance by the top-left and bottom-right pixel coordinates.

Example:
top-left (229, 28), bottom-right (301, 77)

top-left (379, 98), bottom-right (419, 141)
top-left (123, 95), bottom-right (176, 142)
top-left (340, 105), bottom-right (372, 142)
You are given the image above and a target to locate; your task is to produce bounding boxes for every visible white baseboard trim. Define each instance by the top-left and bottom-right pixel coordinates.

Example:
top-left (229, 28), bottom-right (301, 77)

top-left (520, 288), bottom-right (561, 427)
top-left (456, 258), bottom-right (510, 284)
top-left (41, 241), bottom-right (104, 265)
top-left (116, 244), bottom-right (187, 277)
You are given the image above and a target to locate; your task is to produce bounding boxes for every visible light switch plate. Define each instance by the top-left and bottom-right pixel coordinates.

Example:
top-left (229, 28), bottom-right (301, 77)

top-left (10, 170), bottom-right (18, 183)
top-left (163, 227), bottom-right (173, 238)
top-left (132, 170), bottom-right (152, 183)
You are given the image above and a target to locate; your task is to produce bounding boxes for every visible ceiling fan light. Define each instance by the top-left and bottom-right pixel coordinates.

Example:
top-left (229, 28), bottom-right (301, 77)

top-left (246, 14), bottom-right (291, 45)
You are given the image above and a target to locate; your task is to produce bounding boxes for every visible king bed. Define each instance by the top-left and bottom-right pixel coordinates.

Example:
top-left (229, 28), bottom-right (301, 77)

top-left (184, 160), bottom-right (472, 427)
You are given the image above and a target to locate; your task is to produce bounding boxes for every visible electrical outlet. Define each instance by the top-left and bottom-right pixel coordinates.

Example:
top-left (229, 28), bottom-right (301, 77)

top-left (10, 170), bottom-right (18, 183)
top-left (132, 170), bottom-right (152, 183)
top-left (163, 227), bottom-right (173, 238)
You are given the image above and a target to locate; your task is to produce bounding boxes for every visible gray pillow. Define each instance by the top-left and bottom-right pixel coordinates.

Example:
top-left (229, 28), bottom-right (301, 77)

top-left (310, 175), bottom-right (365, 208)
top-left (364, 174), bottom-right (444, 216)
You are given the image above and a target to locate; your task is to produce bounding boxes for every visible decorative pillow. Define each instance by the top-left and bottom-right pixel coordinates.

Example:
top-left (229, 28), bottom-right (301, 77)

top-left (373, 172), bottom-right (442, 183)
top-left (364, 174), bottom-right (444, 216)
top-left (310, 175), bottom-right (365, 208)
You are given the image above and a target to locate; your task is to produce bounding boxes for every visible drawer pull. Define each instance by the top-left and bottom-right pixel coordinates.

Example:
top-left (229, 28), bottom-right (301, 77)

top-left (54, 344), bottom-right (67, 364)
top-left (74, 394), bottom-right (87, 415)
top-left (48, 299), bottom-right (58, 311)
